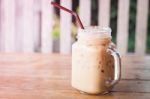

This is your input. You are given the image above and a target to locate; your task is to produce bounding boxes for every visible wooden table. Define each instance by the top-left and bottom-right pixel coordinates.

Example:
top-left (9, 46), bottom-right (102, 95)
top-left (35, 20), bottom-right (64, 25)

top-left (0, 53), bottom-right (150, 99)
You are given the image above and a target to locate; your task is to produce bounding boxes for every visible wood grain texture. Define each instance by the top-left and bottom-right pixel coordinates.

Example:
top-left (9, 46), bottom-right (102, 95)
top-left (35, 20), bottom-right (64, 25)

top-left (135, 0), bottom-right (149, 55)
top-left (33, 0), bottom-right (41, 52)
top-left (60, 0), bottom-right (72, 54)
top-left (0, 0), bottom-right (16, 51)
top-left (0, 53), bottom-right (150, 98)
top-left (41, 0), bottom-right (53, 53)
top-left (22, 0), bottom-right (34, 52)
top-left (113, 80), bottom-right (150, 93)
top-left (79, 0), bottom-right (91, 26)
top-left (98, 0), bottom-right (110, 26)
top-left (121, 54), bottom-right (150, 80)
top-left (15, 0), bottom-right (23, 52)
top-left (117, 0), bottom-right (130, 55)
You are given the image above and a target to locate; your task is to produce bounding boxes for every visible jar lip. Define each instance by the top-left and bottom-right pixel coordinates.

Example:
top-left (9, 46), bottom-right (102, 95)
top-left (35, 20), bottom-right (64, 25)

top-left (78, 26), bottom-right (111, 37)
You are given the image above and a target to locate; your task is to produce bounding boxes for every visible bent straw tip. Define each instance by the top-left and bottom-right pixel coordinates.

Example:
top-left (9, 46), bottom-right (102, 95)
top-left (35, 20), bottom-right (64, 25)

top-left (50, 1), bottom-right (84, 29)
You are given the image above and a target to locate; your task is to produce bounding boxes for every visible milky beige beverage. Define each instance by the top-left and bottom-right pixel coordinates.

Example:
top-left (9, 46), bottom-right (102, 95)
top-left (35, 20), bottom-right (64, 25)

top-left (71, 26), bottom-right (121, 94)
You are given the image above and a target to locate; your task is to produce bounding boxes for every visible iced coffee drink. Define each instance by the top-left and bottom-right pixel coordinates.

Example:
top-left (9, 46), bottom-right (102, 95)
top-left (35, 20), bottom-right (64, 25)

top-left (72, 26), bottom-right (121, 94)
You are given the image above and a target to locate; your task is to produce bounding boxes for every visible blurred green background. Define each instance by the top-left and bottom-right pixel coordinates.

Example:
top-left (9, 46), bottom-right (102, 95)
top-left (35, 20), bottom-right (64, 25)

top-left (53, 0), bottom-right (150, 53)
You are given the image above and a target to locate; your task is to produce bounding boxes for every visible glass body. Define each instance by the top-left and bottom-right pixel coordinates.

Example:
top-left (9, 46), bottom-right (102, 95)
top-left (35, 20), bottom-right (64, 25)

top-left (71, 26), bottom-right (121, 94)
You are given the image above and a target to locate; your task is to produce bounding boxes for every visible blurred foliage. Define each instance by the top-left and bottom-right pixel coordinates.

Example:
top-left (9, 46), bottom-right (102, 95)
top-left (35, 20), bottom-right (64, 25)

top-left (52, 15), bottom-right (78, 41)
top-left (52, 15), bottom-right (60, 40)
top-left (128, 0), bottom-right (137, 52)
top-left (110, 0), bottom-right (118, 44)
top-left (146, 1), bottom-right (150, 53)
top-left (91, 0), bottom-right (98, 25)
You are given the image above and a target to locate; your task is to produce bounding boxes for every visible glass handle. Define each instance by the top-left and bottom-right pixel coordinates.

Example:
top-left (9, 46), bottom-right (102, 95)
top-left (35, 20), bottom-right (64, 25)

top-left (106, 48), bottom-right (121, 87)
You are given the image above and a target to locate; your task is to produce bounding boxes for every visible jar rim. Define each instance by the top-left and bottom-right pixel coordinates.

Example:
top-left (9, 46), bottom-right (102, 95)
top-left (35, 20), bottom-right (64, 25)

top-left (78, 26), bottom-right (112, 38)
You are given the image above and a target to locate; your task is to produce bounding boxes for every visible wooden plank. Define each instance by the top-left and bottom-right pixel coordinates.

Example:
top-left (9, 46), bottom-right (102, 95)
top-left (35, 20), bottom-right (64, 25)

top-left (121, 55), bottom-right (150, 80)
top-left (33, 0), bottom-right (41, 52)
top-left (79, 0), bottom-right (91, 26)
top-left (60, 0), bottom-right (72, 54)
top-left (113, 80), bottom-right (150, 93)
top-left (117, 0), bottom-right (130, 55)
top-left (16, 0), bottom-right (36, 52)
top-left (98, 0), bottom-right (111, 26)
top-left (1, 76), bottom-right (150, 95)
top-left (135, 0), bottom-right (149, 55)
top-left (0, 1), bottom-right (2, 51)
top-left (122, 68), bottom-right (150, 80)
top-left (0, 90), bottom-right (150, 99)
top-left (112, 92), bottom-right (150, 99)
top-left (21, 0), bottom-right (34, 52)
top-left (0, 52), bottom-right (150, 80)
top-left (0, 53), bottom-right (150, 98)
top-left (0, 0), bottom-right (16, 52)
top-left (15, 0), bottom-right (24, 52)
top-left (41, 0), bottom-right (53, 53)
